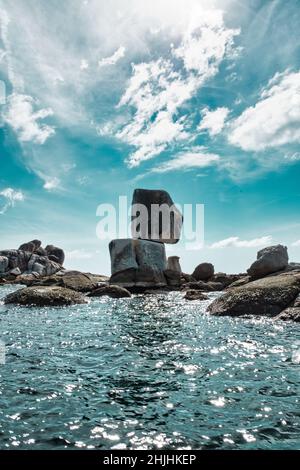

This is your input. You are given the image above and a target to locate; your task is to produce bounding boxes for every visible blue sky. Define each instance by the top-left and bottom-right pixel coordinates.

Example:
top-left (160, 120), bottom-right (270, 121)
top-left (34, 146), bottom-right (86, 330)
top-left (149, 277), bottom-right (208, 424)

top-left (0, 0), bottom-right (300, 275)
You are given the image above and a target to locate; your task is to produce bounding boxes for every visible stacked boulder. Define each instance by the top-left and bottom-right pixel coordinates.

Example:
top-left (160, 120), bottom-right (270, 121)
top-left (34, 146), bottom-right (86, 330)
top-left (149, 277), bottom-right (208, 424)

top-left (109, 189), bottom-right (183, 290)
top-left (0, 240), bottom-right (65, 281)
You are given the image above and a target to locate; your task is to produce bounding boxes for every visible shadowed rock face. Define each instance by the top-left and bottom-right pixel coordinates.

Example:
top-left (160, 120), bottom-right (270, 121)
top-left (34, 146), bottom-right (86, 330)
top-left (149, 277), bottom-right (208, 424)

top-left (109, 238), bottom-right (167, 287)
top-left (4, 286), bottom-right (87, 306)
top-left (131, 189), bottom-right (183, 244)
top-left (247, 244), bottom-right (288, 279)
top-left (207, 273), bottom-right (300, 317)
top-left (192, 263), bottom-right (214, 281)
top-left (45, 245), bottom-right (65, 265)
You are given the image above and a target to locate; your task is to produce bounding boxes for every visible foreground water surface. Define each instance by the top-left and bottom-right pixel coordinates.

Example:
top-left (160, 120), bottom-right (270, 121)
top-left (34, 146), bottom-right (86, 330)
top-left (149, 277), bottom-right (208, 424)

top-left (0, 284), bottom-right (299, 450)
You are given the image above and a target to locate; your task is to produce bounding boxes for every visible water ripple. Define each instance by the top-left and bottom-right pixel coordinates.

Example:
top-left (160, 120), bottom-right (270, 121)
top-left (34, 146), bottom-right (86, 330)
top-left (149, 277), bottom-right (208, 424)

top-left (0, 285), bottom-right (300, 449)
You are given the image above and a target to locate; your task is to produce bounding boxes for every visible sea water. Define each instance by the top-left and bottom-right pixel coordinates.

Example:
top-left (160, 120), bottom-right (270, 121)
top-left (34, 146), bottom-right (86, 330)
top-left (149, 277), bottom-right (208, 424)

top-left (0, 284), bottom-right (299, 450)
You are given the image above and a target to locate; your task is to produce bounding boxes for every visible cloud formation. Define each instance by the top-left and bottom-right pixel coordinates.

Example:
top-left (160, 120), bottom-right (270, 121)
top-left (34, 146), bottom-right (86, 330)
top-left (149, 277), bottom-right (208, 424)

top-left (116, 7), bottom-right (239, 167)
top-left (3, 93), bottom-right (55, 144)
top-left (0, 187), bottom-right (24, 214)
top-left (152, 148), bottom-right (220, 173)
top-left (228, 70), bottom-right (300, 151)
top-left (198, 107), bottom-right (230, 136)
top-left (210, 235), bottom-right (272, 249)
top-left (98, 46), bottom-right (126, 67)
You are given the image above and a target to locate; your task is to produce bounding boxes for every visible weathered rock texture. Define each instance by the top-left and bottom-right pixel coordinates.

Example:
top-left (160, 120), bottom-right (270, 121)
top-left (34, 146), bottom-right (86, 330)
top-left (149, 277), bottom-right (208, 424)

top-left (4, 286), bottom-right (87, 306)
top-left (247, 244), bottom-right (288, 279)
top-left (167, 256), bottom-right (182, 273)
top-left (88, 285), bottom-right (131, 298)
top-left (131, 189), bottom-right (183, 244)
top-left (109, 238), bottom-right (167, 287)
top-left (192, 262), bottom-right (214, 281)
top-left (0, 240), bottom-right (65, 280)
top-left (208, 273), bottom-right (300, 317)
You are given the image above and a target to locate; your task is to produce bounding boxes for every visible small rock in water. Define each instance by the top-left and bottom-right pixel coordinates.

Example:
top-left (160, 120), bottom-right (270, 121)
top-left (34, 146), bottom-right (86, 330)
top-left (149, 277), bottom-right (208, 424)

top-left (88, 285), bottom-right (131, 298)
top-left (184, 290), bottom-right (209, 301)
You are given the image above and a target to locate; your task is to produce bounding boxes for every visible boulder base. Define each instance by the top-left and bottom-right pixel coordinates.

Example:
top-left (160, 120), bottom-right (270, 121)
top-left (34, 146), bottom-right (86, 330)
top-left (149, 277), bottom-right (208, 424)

top-left (109, 239), bottom-right (167, 287)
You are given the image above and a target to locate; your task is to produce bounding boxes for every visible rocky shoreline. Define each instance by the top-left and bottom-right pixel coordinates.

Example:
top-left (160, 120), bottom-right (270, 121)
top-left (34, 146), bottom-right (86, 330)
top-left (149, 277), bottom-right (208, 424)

top-left (1, 189), bottom-right (300, 322)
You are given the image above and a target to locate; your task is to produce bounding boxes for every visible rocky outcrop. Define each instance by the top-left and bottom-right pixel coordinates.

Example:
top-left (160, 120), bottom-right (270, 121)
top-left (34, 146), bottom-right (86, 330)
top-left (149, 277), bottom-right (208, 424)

top-left (4, 286), bottom-right (87, 306)
top-left (207, 273), bottom-right (300, 317)
top-left (16, 270), bottom-right (109, 291)
top-left (0, 241), bottom-right (65, 280)
top-left (88, 285), bottom-right (131, 298)
top-left (247, 244), bottom-right (288, 279)
top-left (131, 189), bottom-right (183, 244)
top-left (109, 238), bottom-right (167, 288)
top-left (184, 290), bottom-right (209, 301)
top-left (167, 256), bottom-right (182, 273)
top-left (192, 262), bottom-right (214, 281)
top-left (45, 245), bottom-right (65, 265)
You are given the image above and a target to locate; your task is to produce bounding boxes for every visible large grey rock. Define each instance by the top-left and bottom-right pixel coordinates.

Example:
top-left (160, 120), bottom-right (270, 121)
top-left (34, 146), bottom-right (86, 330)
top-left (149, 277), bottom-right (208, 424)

top-left (275, 307), bottom-right (300, 322)
top-left (45, 245), bottom-right (65, 265)
top-left (247, 244), bottom-right (288, 279)
top-left (167, 256), bottom-right (182, 273)
top-left (131, 189), bottom-right (183, 244)
top-left (163, 269), bottom-right (182, 287)
top-left (192, 262), bottom-right (214, 281)
top-left (4, 286), bottom-right (87, 306)
top-left (109, 238), bottom-right (167, 287)
top-left (18, 240), bottom-right (41, 253)
top-left (0, 256), bottom-right (9, 274)
top-left (207, 273), bottom-right (300, 317)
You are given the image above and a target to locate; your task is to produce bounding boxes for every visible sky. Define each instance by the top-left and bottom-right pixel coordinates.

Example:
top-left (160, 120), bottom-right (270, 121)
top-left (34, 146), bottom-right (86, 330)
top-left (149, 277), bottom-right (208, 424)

top-left (0, 0), bottom-right (300, 275)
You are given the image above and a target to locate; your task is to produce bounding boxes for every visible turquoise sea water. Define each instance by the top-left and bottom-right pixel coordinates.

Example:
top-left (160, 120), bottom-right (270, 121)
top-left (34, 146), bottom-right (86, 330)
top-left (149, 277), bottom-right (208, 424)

top-left (0, 284), bottom-right (300, 450)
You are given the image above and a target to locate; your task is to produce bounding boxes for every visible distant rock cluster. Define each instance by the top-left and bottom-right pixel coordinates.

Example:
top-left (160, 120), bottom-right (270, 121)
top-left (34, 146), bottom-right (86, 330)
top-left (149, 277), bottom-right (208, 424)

top-left (0, 240), bottom-right (65, 280)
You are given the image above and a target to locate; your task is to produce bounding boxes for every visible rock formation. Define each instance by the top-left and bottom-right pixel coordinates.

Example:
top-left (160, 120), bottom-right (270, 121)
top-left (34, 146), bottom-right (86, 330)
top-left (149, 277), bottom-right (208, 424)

top-left (247, 244), bottom-right (288, 279)
top-left (131, 189), bottom-right (183, 244)
top-left (109, 189), bottom-right (183, 290)
top-left (0, 240), bottom-right (65, 280)
top-left (192, 262), bottom-right (214, 281)
top-left (167, 256), bottom-right (182, 273)
top-left (4, 286), bottom-right (87, 306)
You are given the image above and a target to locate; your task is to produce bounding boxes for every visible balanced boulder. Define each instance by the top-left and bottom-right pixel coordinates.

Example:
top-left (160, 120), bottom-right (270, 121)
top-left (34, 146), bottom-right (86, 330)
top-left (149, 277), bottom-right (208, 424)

top-left (131, 189), bottom-right (183, 244)
top-left (247, 244), bottom-right (288, 279)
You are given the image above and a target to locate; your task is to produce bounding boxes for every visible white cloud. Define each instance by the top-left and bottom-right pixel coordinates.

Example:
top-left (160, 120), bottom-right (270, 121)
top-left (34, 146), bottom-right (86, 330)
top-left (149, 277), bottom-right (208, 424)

top-left (66, 249), bottom-right (93, 260)
top-left (152, 148), bottom-right (220, 173)
top-left (292, 240), bottom-right (300, 247)
top-left (43, 177), bottom-right (60, 191)
top-left (117, 7), bottom-right (239, 167)
top-left (4, 93), bottom-right (55, 144)
top-left (210, 235), bottom-right (272, 249)
top-left (198, 107), bottom-right (230, 136)
top-left (80, 59), bottom-right (89, 70)
top-left (0, 187), bottom-right (24, 214)
top-left (98, 46), bottom-right (125, 67)
top-left (228, 70), bottom-right (300, 151)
